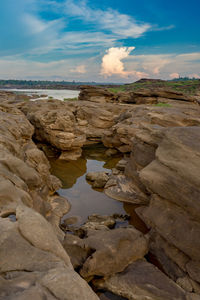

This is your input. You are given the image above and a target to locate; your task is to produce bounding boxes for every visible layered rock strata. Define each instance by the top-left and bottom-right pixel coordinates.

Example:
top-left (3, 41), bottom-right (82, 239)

top-left (79, 85), bottom-right (199, 104)
top-left (107, 124), bottom-right (200, 297)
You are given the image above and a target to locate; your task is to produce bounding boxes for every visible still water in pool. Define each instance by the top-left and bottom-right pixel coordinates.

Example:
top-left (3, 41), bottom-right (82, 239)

top-left (49, 144), bottom-right (147, 232)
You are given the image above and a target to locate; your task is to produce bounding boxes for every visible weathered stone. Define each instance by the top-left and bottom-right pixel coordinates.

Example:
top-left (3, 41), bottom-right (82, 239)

top-left (40, 267), bottom-right (99, 300)
top-left (62, 234), bottom-right (90, 268)
top-left (105, 175), bottom-right (148, 204)
top-left (186, 293), bottom-right (200, 300)
top-left (150, 232), bottom-right (189, 275)
top-left (86, 171), bottom-right (110, 188)
top-left (105, 148), bottom-right (118, 156)
top-left (186, 261), bottom-right (200, 284)
top-left (139, 195), bottom-right (200, 261)
top-left (177, 277), bottom-right (193, 292)
top-left (95, 260), bottom-right (186, 300)
top-left (16, 205), bottom-right (72, 267)
top-left (78, 86), bottom-right (115, 103)
top-left (80, 227), bottom-right (148, 279)
top-left (87, 214), bottom-right (116, 228)
top-left (0, 218), bottom-right (64, 272)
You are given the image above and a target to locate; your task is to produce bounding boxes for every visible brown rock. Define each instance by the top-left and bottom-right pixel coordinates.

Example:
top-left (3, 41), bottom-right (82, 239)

top-left (86, 171), bottom-right (110, 188)
top-left (95, 260), bottom-right (186, 300)
top-left (80, 227), bottom-right (148, 279)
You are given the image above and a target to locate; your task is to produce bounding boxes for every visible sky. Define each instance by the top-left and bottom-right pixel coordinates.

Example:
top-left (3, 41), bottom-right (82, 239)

top-left (0, 0), bottom-right (200, 82)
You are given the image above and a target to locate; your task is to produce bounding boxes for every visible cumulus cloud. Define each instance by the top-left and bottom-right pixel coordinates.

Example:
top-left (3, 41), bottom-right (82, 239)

top-left (101, 47), bottom-right (135, 77)
top-left (1, 51), bottom-right (200, 83)
top-left (70, 65), bottom-right (86, 73)
top-left (170, 72), bottom-right (180, 79)
top-left (189, 73), bottom-right (200, 79)
top-left (100, 47), bottom-right (149, 79)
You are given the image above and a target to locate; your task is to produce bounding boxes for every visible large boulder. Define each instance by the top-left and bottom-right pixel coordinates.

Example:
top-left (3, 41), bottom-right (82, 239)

top-left (78, 86), bottom-right (116, 103)
top-left (80, 227), bottom-right (149, 279)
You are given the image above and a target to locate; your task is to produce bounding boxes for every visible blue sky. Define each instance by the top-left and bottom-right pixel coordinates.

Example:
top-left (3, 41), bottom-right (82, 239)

top-left (0, 0), bottom-right (200, 82)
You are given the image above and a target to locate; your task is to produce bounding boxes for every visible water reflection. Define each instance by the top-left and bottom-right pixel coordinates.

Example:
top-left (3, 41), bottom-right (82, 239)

top-left (49, 144), bottom-right (147, 232)
top-left (49, 157), bottom-right (87, 189)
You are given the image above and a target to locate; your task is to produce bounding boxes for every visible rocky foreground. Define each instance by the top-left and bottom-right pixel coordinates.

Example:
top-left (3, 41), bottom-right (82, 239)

top-left (0, 86), bottom-right (200, 300)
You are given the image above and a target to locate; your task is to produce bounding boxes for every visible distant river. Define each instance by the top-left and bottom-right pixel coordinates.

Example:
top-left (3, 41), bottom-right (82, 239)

top-left (1, 89), bottom-right (80, 101)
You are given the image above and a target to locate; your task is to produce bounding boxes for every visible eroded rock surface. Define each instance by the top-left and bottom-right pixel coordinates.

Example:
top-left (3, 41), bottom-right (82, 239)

top-left (1, 89), bottom-right (200, 299)
top-left (0, 100), bottom-right (99, 300)
top-left (86, 171), bottom-right (110, 188)
top-left (80, 227), bottom-right (148, 279)
top-left (95, 260), bottom-right (187, 300)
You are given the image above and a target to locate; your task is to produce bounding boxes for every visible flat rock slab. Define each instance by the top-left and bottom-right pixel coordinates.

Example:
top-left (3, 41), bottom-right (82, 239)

top-left (105, 175), bottom-right (148, 204)
top-left (96, 260), bottom-right (186, 300)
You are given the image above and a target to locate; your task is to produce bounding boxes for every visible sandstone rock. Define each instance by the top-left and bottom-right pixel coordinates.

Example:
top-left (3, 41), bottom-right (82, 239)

top-left (87, 214), bottom-right (116, 228)
top-left (186, 293), bottom-right (200, 300)
top-left (149, 232), bottom-right (189, 280)
top-left (186, 261), bottom-right (200, 284)
top-left (115, 159), bottom-right (127, 171)
top-left (47, 196), bottom-right (71, 241)
top-left (140, 127), bottom-right (200, 220)
top-left (79, 214), bottom-right (116, 233)
top-left (137, 127), bottom-right (200, 268)
top-left (0, 272), bottom-right (55, 300)
top-left (117, 91), bottom-right (157, 104)
top-left (105, 174), bottom-right (149, 204)
top-left (177, 277), bottom-right (193, 292)
top-left (80, 227), bottom-right (148, 279)
top-left (78, 86), bottom-right (115, 103)
top-left (0, 218), bottom-right (64, 273)
top-left (62, 234), bottom-right (90, 268)
top-left (95, 260), bottom-right (186, 300)
top-left (105, 148), bottom-right (118, 156)
top-left (16, 205), bottom-right (72, 267)
top-left (40, 267), bottom-right (99, 300)
top-left (86, 171), bottom-right (110, 188)
top-left (138, 195), bottom-right (200, 261)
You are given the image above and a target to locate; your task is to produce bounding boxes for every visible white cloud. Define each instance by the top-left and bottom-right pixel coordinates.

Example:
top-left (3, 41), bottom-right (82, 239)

top-left (170, 72), bottom-right (180, 79)
top-left (64, 0), bottom-right (151, 38)
top-left (101, 47), bottom-right (135, 77)
top-left (189, 73), bottom-right (200, 79)
top-left (100, 47), bottom-right (149, 79)
top-left (70, 65), bottom-right (86, 73)
top-left (177, 53), bottom-right (200, 61)
top-left (23, 14), bottom-right (48, 34)
top-left (0, 51), bottom-right (200, 83)
top-left (136, 54), bottom-right (172, 75)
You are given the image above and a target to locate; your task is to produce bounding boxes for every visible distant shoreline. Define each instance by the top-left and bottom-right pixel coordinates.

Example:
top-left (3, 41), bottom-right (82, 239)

top-left (0, 80), bottom-right (122, 91)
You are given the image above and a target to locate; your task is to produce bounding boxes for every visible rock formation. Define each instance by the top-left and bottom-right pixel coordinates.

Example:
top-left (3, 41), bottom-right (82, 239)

top-left (78, 85), bottom-right (199, 104)
top-left (0, 100), bottom-right (99, 300)
top-left (1, 86), bottom-right (200, 299)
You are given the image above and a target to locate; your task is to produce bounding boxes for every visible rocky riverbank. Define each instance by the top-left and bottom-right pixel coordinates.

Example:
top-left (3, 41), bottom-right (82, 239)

top-left (0, 86), bottom-right (200, 299)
